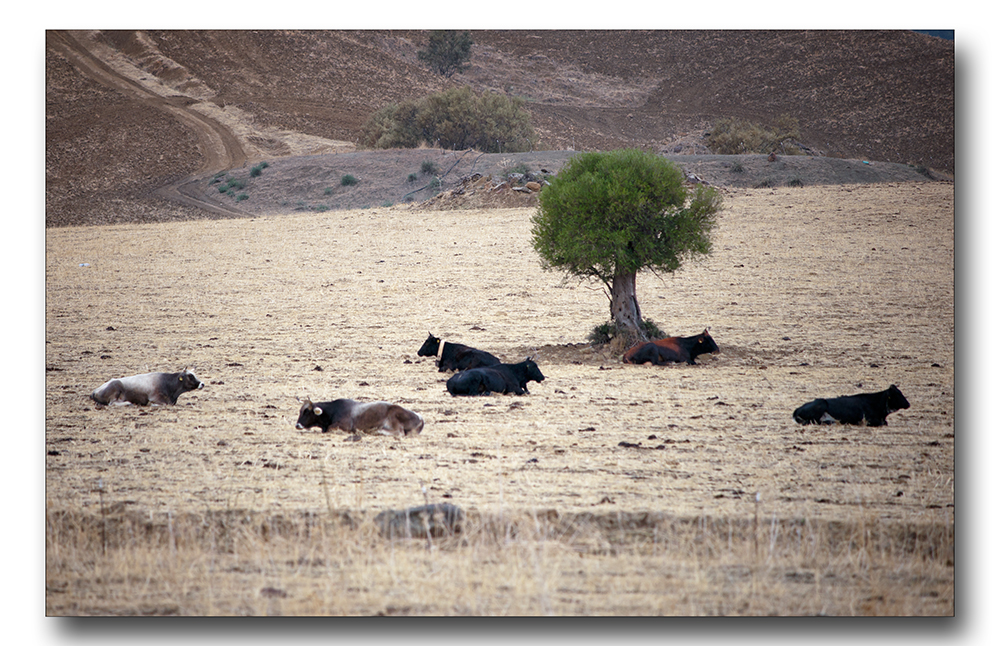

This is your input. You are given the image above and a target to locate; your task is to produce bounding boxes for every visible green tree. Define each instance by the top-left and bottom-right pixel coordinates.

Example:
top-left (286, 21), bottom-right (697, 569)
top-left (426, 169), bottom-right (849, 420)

top-left (418, 30), bottom-right (473, 78)
top-left (531, 149), bottom-right (722, 344)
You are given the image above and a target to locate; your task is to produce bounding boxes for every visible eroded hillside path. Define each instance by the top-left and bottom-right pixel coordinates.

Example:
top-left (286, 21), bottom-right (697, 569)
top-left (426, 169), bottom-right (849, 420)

top-left (49, 30), bottom-right (251, 217)
top-left (47, 30), bottom-right (366, 217)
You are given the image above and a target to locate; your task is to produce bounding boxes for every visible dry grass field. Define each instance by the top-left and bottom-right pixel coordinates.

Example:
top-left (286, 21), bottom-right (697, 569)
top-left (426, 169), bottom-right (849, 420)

top-left (44, 182), bottom-right (953, 616)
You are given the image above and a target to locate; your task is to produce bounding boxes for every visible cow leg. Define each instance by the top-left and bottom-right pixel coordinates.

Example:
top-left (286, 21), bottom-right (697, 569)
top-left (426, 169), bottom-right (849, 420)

top-left (793, 399), bottom-right (829, 424)
top-left (91, 381), bottom-right (120, 405)
top-left (146, 392), bottom-right (172, 406)
top-left (379, 414), bottom-right (405, 438)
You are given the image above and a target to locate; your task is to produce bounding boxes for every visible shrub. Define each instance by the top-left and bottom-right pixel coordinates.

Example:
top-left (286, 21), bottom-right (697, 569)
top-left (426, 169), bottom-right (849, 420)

top-left (407, 173), bottom-right (419, 183)
top-left (249, 162), bottom-right (268, 178)
top-left (324, 187), bottom-right (334, 195)
top-left (226, 178), bottom-right (246, 190)
top-left (707, 114), bottom-right (802, 155)
top-left (417, 30), bottom-right (473, 78)
top-left (361, 86), bottom-right (537, 153)
top-left (341, 174), bottom-right (358, 186)
top-left (588, 318), bottom-right (665, 346)
top-left (236, 193), bottom-right (249, 201)
top-left (421, 160), bottom-right (440, 175)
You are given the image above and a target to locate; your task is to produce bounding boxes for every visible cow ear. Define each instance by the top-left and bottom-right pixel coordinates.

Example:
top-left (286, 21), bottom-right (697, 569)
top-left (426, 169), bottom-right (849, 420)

top-left (313, 406), bottom-right (323, 416)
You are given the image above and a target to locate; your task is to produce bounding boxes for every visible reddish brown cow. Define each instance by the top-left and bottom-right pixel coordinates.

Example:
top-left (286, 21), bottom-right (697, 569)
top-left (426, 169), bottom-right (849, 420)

top-left (623, 329), bottom-right (720, 365)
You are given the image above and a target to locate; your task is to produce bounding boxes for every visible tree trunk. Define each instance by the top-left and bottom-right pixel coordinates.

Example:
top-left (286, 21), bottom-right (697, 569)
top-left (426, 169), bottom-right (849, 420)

top-left (609, 272), bottom-right (647, 343)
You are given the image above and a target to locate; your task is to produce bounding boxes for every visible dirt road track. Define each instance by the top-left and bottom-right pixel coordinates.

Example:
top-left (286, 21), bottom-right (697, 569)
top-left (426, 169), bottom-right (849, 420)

top-left (48, 30), bottom-right (249, 218)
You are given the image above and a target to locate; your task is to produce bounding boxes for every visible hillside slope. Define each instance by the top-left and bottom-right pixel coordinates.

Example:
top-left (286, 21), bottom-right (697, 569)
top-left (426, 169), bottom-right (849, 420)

top-left (45, 30), bottom-right (953, 227)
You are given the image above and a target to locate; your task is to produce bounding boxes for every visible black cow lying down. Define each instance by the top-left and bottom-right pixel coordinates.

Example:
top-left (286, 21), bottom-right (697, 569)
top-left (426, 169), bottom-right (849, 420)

top-left (446, 358), bottom-right (545, 396)
top-left (295, 398), bottom-right (424, 437)
top-left (793, 385), bottom-right (910, 427)
top-left (91, 369), bottom-right (204, 405)
top-left (418, 332), bottom-right (501, 372)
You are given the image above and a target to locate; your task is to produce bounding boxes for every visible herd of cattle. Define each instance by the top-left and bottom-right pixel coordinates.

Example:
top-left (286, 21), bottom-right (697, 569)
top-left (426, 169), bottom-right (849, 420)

top-left (88, 328), bottom-right (911, 436)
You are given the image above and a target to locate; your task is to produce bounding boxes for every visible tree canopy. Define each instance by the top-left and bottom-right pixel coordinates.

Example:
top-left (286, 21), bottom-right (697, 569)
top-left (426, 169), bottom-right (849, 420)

top-left (531, 149), bottom-right (722, 342)
top-left (417, 30), bottom-right (473, 78)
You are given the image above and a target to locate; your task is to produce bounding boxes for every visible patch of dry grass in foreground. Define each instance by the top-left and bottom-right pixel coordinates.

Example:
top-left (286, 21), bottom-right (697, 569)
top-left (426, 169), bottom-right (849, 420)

top-left (46, 508), bottom-right (952, 616)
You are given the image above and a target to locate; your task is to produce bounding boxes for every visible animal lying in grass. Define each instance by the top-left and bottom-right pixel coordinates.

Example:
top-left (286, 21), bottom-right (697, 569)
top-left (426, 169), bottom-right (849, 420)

top-left (91, 369), bottom-right (204, 405)
top-left (417, 332), bottom-right (501, 372)
top-left (622, 329), bottom-right (720, 365)
top-left (446, 358), bottom-right (545, 396)
top-left (295, 398), bottom-right (424, 437)
top-left (793, 385), bottom-right (910, 427)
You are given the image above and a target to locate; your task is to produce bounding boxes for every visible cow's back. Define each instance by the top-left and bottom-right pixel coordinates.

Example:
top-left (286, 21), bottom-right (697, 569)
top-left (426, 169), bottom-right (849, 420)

top-left (92, 372), bottom-right (162, 405)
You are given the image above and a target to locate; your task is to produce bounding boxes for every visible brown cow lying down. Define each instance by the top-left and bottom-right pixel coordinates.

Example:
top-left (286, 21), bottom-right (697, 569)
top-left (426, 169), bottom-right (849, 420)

top-left (91, 369), bottom-right (204, 405)
top-left (623, 329), bottom-right (720, 365)
top-left (295, 398), bottom-right (424, 438)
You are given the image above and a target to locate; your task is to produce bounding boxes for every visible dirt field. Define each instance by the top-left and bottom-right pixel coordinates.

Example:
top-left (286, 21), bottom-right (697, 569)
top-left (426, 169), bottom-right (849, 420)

top-left (44, 182), bottom-right (954, 615)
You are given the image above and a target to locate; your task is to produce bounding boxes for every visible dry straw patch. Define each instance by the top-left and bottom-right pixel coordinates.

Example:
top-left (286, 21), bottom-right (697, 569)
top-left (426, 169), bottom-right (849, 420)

top-left (45, 183), bottom-right (953, 615)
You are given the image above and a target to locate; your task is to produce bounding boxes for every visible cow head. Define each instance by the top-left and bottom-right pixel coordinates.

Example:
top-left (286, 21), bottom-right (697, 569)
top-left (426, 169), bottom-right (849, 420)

top-left (696, 329), bottom-right (721, 355)
top-left (417, 333), bottom-right (441, 357)
top-left (886, 385), bottom-right (911, 413)
top-left (295, 398), bottom-right (325, 430)
top-left (179, 369), bottom-right (204, 391)
top-left (524, 357), bottom-right (546, 383)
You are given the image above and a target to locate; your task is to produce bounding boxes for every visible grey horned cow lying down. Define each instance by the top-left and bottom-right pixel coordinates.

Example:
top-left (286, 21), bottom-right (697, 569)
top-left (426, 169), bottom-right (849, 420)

top-left (91, 369), bottom-right (204, 405)
top-left (295, 398), bottom-right (424, 437)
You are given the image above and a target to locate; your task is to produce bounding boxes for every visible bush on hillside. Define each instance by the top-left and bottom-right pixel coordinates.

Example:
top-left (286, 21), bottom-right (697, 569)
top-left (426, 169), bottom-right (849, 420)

top-left (707, 114), bottom-right (802, 155)
top-left (417, 30), bottom-right (473, 78)
top-left (361, 86), bottom-right (537, 153)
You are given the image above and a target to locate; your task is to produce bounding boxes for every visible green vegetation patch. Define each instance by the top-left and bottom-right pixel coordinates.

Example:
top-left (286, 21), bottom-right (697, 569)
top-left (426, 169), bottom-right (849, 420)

top-left (707, 114), bottom-right (802, 155)
top-left (361, 86), bottom-right (537, 154)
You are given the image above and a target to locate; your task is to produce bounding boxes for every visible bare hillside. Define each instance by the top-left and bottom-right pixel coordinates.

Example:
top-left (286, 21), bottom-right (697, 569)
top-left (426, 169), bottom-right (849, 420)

top-left (45, 29), bottom-right (953, 227)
